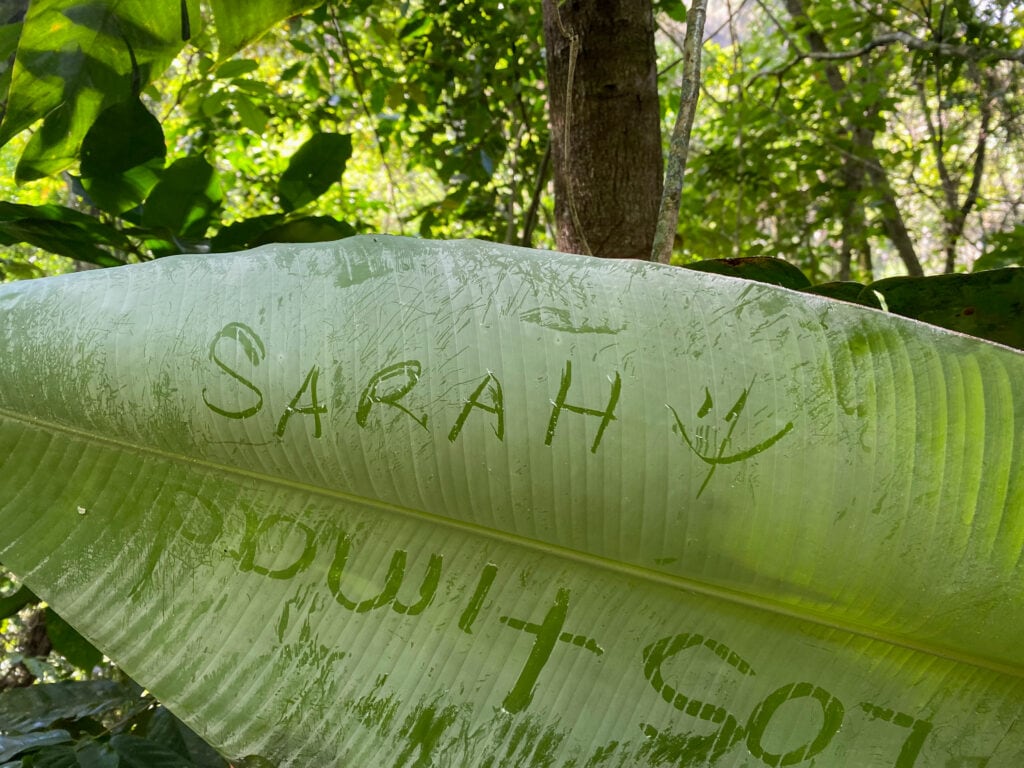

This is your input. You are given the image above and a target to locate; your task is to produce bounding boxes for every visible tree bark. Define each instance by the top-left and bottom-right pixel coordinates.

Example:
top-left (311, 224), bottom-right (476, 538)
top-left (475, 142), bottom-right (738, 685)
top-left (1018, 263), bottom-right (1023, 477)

top-left (542, 0), bottom-right (663, 259)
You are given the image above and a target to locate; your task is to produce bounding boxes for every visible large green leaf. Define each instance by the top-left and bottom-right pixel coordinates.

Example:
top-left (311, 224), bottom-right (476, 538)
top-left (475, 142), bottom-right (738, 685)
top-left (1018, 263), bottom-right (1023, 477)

top-left (0, 1), bottom-right (191, 180)
top-left (0, 202), bottom-right (129, 266)
top-left (1, 237), bottom-right (1023, 766)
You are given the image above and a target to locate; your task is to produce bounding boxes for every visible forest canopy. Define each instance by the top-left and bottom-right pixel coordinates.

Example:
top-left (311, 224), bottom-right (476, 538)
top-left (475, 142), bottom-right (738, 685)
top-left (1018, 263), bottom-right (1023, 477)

top-left (0, 0), bottom-right (1022, 283)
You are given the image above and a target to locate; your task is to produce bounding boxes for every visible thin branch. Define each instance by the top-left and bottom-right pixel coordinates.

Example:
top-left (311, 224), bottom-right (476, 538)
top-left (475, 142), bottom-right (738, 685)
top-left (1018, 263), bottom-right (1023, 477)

top-left (652, 0), bottom-right (709, 265)
top-left (520, 141), bottom-right (551, 247)
top-left (752, 30), bottom-right (1024, 83)
top-left (329, 11), bottom-right (406, 235)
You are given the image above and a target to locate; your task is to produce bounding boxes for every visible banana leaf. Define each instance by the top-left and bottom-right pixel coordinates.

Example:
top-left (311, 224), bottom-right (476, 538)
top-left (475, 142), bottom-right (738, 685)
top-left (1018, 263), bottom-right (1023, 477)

top-left (1, 236), bottom-right (1022, 766)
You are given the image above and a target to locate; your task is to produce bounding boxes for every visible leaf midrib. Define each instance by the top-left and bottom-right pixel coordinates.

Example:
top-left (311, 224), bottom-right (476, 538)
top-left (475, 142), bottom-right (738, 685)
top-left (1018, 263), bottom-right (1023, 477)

top-left (3, 405), bottom-right (1021, 681)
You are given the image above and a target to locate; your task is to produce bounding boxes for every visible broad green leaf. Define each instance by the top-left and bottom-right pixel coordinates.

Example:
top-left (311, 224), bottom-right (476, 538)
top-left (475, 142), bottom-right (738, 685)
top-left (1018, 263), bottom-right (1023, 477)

top-left (209, 0), bottom-right (322, 60)
top-left (208, 214), bottom-right (284, 252)
top-left (801, 280), bottom-right (881, 309)
top-left (251, 215), bottom-right (355, 245)
top-left (0, 733), bottom-right (73, 763)
top-left (0, 1), bottom-right (191, 178)
top-left (0, 681), bottom-right (137, 734)
top-left (684, 256), bottom-right (812, 289)
top-left (0, 202), bottom-right (129, 266)
top-left (866, 267), bottom-right (1024, 350)
top-left (276, 132), bottom-right (352, 212)
top-left (1, 237), bottom-right (1024, 766)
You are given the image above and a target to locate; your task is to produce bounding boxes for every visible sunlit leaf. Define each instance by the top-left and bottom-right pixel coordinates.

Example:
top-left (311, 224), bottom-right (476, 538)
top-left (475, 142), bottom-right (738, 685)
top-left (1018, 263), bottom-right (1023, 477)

top-left (232, 94), bottom-right (268, 135)
top-left (209, 0), bottom-right (322, 60)
top-left (214, 58), bottom-right (259, 79)
top-left (0, 1), bottom-right (191, 178)
top-left (1, 238), bottom-right (1023, 765)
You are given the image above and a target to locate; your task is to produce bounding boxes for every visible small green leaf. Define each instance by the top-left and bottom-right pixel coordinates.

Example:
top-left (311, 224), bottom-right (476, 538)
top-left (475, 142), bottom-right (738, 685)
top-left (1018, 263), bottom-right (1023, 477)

top-left (399, 14), bottom-right (433, 40)
top-left (0, 733), bottom-right (73, 763)
top-left (277, 132), bottom-right (352, 212)
top-left (0, 681), bottom-right (137, 734)
top-left (214, 58), bottom-right (259, 78)
top-left (0, 584), bottom-right (35, 619)
top-left (142, 156), bottom-right (223, 238)
top-left (683, 256), bottom-right (812, 289)
top-left (45, 608), bottom-right (103, 671)
top-left (233, 94), bottom-right (268, 134)
top-left (79, 99), bottom-right (166, 214)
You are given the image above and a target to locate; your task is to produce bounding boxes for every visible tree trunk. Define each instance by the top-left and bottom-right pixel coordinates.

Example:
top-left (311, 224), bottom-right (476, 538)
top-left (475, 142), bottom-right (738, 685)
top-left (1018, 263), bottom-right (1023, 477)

top-left (542, 0), bottom-right (663, 259)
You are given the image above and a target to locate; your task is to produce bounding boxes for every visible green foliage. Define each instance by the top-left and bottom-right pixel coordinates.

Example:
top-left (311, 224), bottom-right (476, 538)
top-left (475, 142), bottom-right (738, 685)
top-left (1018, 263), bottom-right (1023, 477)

top-left (0, 0), bottom-right (364, 264)
top-left (0, 203), bottom-right (129, 267)
top-left (678, 0), bottom-right (1024, 277)
top-left (0, 679), bottom-right (231, 767)
top-left (0, 1), bottom-right (188, 181)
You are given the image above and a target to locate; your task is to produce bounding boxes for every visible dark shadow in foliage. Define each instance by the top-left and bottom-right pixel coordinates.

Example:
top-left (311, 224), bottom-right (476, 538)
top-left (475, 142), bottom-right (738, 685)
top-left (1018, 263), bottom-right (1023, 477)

top-left (802, 281), bottom-right (882, 309)
top-left (79, 99), bottom-right (166, 214)
top-left (277, 132), bottom-right (353, 213)
top-left (0, 678), bottom-right (241, 767)
top-left (142, 156), bottom-right (223, 242)
top-left (211, 215), bottom-right (355, 253)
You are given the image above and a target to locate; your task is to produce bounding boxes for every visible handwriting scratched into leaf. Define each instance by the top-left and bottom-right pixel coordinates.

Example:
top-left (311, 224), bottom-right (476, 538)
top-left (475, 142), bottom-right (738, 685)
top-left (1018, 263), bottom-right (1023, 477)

top-left (669, 379), bottom-right (794, 498)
